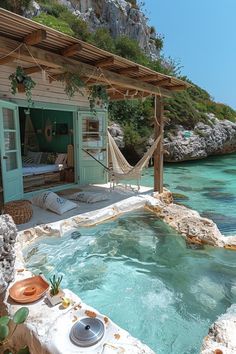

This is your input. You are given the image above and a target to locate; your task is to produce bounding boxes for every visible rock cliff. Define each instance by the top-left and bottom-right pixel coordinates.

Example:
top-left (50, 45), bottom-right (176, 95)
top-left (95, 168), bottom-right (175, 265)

top-left (164, 114), bottom-right (236, 162)
top-left (58, 0), bottom-right (160, 58)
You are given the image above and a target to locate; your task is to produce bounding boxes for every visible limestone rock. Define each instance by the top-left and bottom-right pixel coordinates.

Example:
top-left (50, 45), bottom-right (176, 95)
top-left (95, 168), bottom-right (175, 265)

top-left (165, 117), bottom-right (236, 162)
top-left (201, 304), bottom-right (236, 354)
top-left (108, 122), bottom-right (125, 148)
top-left (0, 214), bottom-right (17, 293)
top-left (158, 203), bottom-right (225, 247)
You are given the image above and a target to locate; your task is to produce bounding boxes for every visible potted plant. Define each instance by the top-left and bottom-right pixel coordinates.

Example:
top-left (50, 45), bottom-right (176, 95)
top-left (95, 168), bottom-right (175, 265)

top-left (9, 66), bottom-right (36, 106)
top-left (46, 275), bottom-right (64, 306)
top-left (88, 85), bottom-right (109, 112)
top-left (0, 307), bottom-right (30, 354)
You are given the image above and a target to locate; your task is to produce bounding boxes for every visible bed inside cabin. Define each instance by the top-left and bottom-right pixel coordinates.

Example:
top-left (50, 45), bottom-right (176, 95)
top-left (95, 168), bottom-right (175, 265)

top-left (19, 107), bottom-right (75, 193)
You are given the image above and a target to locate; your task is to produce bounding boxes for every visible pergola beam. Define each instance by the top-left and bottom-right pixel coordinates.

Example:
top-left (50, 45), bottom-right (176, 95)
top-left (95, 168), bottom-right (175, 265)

top-left (168, 85), bottom-right (187, 91)
top-left (60, 43), bottom-right (82, 57)
top-left (0, 55), bottom-right (15, 65)
top-left (139, 74), bottom-right (160, 81)
top-left (24, 29), bottom-right (47, 45)
top-left (95, 56), bottom-right (115, 68)
top-left (0, 36), bottom-right (171, 97)
top-left (117, 65), bottom-right (140, 75)
top-left (24, 66), bottom-right (46, 74)
top-left (155, 78), bottom-right (172, 86)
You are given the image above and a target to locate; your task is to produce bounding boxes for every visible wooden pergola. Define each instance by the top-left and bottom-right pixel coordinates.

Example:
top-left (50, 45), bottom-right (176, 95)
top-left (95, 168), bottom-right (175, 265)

top-left (0, 8), bottom-right (191, 193)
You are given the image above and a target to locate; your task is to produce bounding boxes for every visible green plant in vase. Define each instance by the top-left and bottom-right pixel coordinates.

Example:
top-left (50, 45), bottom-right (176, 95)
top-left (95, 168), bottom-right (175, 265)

top-left (49, 275), bottom-right (63, 296)
top-left (0, 307), bottom-right (30, 354)
top-left (58, 71), bottom-right (85, 98)
top-left (9, 66), bottom-right (36, 106)
top-left (47, 274), bottom-right (64, 306)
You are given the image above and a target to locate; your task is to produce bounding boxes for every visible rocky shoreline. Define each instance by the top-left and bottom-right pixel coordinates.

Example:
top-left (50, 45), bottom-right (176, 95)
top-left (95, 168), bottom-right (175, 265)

top-left (110, 114), bottom-right (236, 163)
top-left (164, 115), bottom-right (236, 162)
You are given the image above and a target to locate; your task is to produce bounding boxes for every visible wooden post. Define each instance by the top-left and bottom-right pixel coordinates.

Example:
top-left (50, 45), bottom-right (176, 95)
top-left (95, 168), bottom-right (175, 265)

top-left (154, 95), bottom-right (164, 193)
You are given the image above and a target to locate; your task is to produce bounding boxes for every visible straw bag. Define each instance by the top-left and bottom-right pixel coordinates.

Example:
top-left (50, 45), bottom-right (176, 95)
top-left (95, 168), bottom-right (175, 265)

top-left (4, 200), bottom-right (33, 224)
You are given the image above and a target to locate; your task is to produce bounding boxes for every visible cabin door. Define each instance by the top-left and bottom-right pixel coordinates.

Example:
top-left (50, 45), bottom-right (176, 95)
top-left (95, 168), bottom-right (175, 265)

top-left (0, 100), bottom-right (23, 202)
top-left (77, 111), bottom-right (107, 185)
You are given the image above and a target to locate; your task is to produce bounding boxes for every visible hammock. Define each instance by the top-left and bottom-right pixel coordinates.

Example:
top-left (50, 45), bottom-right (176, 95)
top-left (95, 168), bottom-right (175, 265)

top-left (107, 131), bottom-right (161, 188)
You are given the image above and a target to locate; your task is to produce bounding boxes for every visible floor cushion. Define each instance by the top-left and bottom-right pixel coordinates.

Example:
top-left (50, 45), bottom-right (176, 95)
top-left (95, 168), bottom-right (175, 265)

top-left (32, 191), bottom-right (77, 215)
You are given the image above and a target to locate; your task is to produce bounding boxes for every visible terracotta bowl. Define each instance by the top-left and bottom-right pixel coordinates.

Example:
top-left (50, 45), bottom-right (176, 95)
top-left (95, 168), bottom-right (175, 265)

top-left (9, 275), bottom-right (49, 303)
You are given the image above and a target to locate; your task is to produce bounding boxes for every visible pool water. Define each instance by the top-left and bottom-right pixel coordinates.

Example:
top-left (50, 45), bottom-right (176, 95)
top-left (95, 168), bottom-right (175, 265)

top-left (24, 211), bottom-right (236, 354)
top-left (141, 153), bottom-right (236, 235)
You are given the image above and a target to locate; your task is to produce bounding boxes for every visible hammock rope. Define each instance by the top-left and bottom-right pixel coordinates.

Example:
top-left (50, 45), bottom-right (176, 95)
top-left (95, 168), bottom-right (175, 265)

top-left (107, 131), bottom-right (161, 184)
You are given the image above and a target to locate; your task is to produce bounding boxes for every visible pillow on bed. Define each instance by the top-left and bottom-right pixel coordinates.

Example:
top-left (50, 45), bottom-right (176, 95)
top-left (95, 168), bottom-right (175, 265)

top-left (27, 151), bottom-right (42, 164)
top-left (55, 153), bottom-right (67, 165)
top-left (22, 156), bottom-right (34, 165)
top-left (32, 191), bottom-right (77, 215)
top-left (67, 191), bottom-right (109, 203)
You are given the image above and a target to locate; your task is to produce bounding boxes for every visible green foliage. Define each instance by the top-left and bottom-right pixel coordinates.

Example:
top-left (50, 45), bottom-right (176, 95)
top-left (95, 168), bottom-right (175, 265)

top-left (12, 308), bottom-right (29, 325)
top-left (34, 13), bottom-right (74, 36)
top-left (88, 85), bottom-right (109, 112)
top-left (37, 1), bottom-right (68, 18)
top-left (36, 1), bottom-right (90, 41)
top-left (57, 71), bottom-right (84, 98)
top-left (60, 12), bottom-right (90, 41)
top-left (153, 34), bottom-right (164, 51)
top-left (0, 307), bottom-right (29, 354)
top-left (0, 0), bottom-right (31, 15)
top-left (0, 324), bottom-right (9, 342)
top-left (115, 36), bottom-right (149, 65)
top-left (49, 275), bottom-right (63, 295)
top-left (165, 90), bottom-right (208, 129)
top-left (109, 98), bottom-right (153, 144)
top-left (9, 66), bottom-right (36, 106)
top-left (123, 122), bottom-right (141, 145)
top-left (89, 28), bottom-right (116, 53)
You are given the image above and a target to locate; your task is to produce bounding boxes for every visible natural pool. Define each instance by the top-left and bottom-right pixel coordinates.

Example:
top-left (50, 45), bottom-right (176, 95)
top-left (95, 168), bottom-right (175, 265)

top-left (24, 210), bottom-right (236, 354)
top-left (141, 153), bottom-right (236, 235)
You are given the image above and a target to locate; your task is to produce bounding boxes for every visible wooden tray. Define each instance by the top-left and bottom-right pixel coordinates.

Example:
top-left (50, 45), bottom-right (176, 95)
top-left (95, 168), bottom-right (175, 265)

top-left (9, 275), bottom-right (49, 303)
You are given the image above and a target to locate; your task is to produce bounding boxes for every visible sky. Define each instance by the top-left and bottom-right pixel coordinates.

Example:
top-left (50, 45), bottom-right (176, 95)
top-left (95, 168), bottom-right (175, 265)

top-left (144, 0), bottom-right (236, 109)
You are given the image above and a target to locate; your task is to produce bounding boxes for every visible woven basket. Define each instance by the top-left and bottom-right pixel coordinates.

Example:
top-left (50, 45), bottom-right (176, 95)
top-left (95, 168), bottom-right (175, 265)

top-left (4, 200), bottom-right (33, 225)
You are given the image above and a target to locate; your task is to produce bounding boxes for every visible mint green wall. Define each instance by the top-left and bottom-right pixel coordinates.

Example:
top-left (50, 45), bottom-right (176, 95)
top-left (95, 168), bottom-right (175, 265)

top-left (20, 108), bottom-right (73, 153)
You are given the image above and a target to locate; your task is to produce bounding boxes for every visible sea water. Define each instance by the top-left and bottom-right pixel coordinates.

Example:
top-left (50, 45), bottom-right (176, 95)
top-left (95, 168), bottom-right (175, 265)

top-left (24, 211), bottom-right (236, 354)
top-left (141, 153), bottom-right (236, 235)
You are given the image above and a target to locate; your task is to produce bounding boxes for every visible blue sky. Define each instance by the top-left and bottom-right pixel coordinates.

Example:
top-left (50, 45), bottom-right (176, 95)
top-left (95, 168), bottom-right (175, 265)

top-left (144, 0), bottom-right (236, 109)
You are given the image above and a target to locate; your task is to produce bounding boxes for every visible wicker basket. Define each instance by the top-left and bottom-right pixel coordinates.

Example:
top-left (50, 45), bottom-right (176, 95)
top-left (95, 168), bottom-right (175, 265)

top-left (4, 200), bottom-right (33, 225)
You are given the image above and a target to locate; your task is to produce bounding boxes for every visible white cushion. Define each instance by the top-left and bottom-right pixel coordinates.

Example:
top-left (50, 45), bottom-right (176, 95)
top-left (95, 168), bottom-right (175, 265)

top-left (67, 191), bottom-right (109, 203)
top-left (32, 191), bottom-right (77, 215)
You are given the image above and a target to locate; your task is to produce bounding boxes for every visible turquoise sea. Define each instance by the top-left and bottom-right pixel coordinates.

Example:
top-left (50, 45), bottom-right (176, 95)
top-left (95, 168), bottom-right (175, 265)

top-left (141, 153), bottom-right (236, 235)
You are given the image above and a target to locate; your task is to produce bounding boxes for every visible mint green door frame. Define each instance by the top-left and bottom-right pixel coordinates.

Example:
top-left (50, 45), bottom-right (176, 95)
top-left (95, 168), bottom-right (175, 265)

top-left (77, 110), bottom-right (108, 185)
top-left (0, 100), bottom-right (23, 202)
top-left (2, 98), bottom-right (81, 199)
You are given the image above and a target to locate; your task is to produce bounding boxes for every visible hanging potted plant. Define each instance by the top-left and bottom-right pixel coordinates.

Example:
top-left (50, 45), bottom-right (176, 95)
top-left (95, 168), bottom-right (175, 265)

top-left (9, 66), bottom-right (36, 106)
top-left (88, 85), bottom-right (109, 113)
top-left (46, 274), bottom-right (64, 306)
top-left (57, 70), bottom-right (85, 99)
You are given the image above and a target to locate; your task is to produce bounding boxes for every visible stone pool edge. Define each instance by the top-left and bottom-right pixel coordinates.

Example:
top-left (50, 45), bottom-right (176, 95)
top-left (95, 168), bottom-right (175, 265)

top-left (1, 189), bottom-right (236, 353)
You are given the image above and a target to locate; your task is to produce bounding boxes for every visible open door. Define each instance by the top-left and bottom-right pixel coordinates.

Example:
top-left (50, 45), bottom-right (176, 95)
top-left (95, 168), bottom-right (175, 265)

top-left (0, 101), bottom-right (23, 202)
top-left (78, 111), bottom-right (107, 185)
